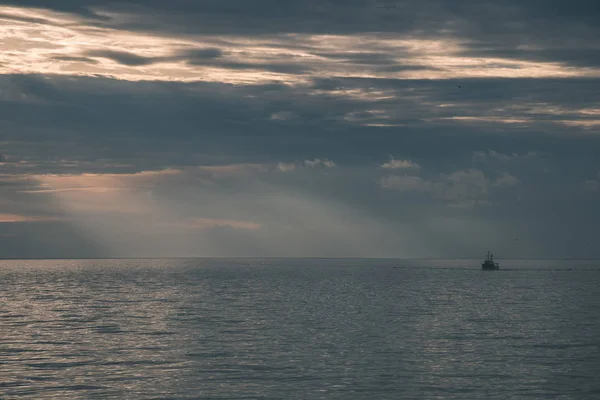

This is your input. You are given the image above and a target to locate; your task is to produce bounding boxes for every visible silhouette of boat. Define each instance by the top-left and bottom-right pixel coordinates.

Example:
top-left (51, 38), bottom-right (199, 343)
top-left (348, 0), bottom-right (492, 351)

top-left (482, 251), bottom-right (499, 270)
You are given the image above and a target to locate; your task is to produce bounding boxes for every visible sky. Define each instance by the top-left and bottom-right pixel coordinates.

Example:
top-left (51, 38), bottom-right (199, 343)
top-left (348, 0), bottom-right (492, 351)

top-left (0, 0), bottom-right (599, 258)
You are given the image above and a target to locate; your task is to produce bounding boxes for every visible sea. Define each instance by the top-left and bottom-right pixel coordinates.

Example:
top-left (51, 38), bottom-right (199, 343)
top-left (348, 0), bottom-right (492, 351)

top-left (1, 258), bottom-right (599, 399)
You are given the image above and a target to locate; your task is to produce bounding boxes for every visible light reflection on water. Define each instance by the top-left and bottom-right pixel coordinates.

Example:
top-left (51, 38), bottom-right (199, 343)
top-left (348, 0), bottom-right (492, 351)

top-left (1, 258), bottom-right (599, 399)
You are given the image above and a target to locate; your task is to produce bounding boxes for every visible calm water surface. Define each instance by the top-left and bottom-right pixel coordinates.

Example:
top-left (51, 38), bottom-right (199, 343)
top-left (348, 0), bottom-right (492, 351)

top-left (1, 258), bottom-right (599, 399)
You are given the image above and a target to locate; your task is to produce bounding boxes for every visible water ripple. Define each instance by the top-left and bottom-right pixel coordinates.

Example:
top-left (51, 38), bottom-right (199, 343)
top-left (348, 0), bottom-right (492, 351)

top-left (1, 258), bottom-right (599, 399)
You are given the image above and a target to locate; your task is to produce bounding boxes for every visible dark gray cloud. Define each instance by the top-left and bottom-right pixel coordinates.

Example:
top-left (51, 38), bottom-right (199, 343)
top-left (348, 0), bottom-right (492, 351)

top-left (86, 50), bottom-right (156, 66)
top-left (1, 0), bottom-right (598, 55)
top-left (79, 47), bottom-right (314, 74)
top-left (2, 1), bottom-right (597, 35)
top-left (183, 59), bottom-right (313, 75)
top-left (51, 55), bottom-right (99, 64)
top-left (182, 48), bottom-right (224, 60)
top-left (1, 74), bottom-right (599, 173)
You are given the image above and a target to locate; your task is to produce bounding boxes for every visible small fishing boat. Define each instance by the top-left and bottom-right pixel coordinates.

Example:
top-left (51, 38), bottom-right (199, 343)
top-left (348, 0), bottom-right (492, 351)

top-left (482, 251), bottom-right (499, 270)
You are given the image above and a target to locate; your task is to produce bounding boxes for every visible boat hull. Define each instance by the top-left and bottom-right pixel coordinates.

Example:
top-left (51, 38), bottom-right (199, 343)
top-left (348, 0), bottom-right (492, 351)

top-left (481, 262), bottom-right (499, 270)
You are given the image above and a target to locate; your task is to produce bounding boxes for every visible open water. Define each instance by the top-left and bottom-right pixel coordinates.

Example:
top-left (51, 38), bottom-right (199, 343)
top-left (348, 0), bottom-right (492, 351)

top-left (1, 258), bottom-right (599, 399)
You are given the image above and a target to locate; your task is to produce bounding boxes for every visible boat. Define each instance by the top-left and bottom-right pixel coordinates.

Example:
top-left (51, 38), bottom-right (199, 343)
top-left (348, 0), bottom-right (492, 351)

top-left (482, 251), bottom-right (499, 270)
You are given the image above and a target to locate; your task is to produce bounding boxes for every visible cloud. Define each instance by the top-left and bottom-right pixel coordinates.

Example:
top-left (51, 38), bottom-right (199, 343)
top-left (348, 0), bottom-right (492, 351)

top-left (1, 155), bottom-right (598, 258)
top-left (1, 0), bottom-right (598, 54)
top-left (438, 169), bottom-right (489, 204)
top-left (171, 217), bottom-right (261, 231)
top-left (380, 157), bottom-right (420, 170)
top-left (195, 164), bottom-right (269, 179)
top-left (85, 50), bottom-right (156, 66)
top-left (276, 162), bottom-right (296, 172)
top-left (304, 159), bottom-right (336, 168)
top-left (32, 169), bottom-right (182, 190)
top-left (473, 150), bottom-right (538, 162)
top-left (494, 173), bottom-right (521, 188)
top-left (379, 175), bottom-right (432, 195)
top-left (0, 213), bottom-right (60, 223)
top-left (276, 159), bottom-right (336, 172)
top-left (182, 48), bottom-right (223, 60)
top-left (584, 180), bottom-right (599, 192)
top-left (381, 169), bottom-right (519, 207)
top-left (51, 55), bottom-right (99, 64)
top-left (1, 3), bottom-right (599, 86)
top-left (0, 2), bottom-right (599, 257)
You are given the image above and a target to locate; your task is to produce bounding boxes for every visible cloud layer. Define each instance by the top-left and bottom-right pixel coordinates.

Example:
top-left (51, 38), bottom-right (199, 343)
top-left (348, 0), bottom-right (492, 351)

top-left (0, 1), bottom-right (599, 258)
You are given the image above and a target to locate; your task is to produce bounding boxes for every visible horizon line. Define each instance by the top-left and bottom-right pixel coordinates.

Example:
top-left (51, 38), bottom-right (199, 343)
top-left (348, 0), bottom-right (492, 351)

top-left (1, 257), bottom-right (599, 261)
